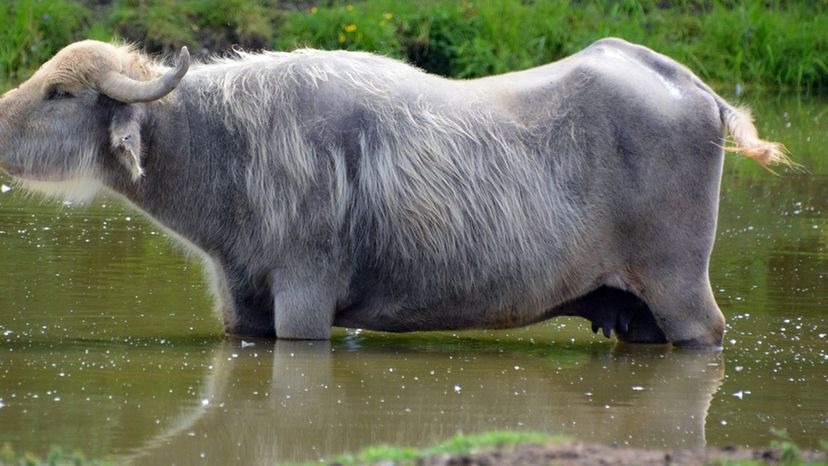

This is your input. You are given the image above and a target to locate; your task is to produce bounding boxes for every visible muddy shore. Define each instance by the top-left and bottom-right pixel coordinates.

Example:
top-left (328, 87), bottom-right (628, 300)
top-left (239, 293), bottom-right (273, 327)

top-left (374, 440), bottom-right (826, 466)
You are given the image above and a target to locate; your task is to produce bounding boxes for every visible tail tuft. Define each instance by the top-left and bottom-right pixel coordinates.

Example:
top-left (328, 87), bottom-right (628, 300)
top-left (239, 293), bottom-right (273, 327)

top-left (722, 105), bottom-right (796, 172)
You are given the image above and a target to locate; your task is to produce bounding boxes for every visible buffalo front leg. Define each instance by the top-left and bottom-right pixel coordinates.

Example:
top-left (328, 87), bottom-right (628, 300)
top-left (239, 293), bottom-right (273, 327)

top-left (269, 268), bottom-right (336, 340)
top-left (202, 255), bottom-right (275, 338)
top-left (224, 281), bottom-right (277, 338)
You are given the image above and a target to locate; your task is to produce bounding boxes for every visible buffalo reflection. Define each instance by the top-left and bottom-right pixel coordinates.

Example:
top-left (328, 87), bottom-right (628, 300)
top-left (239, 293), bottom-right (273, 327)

top-left (123, 337), bottom-right (723, 465)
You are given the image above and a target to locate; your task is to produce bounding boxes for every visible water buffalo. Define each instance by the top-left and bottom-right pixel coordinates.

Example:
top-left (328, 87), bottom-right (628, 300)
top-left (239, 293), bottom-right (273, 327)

top-left (0, 38), bottom-right (789, 348)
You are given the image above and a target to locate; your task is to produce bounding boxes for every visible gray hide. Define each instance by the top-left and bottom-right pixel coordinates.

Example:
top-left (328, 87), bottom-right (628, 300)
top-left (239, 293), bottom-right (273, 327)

top-left (0, 37), bottom-right (788, 348)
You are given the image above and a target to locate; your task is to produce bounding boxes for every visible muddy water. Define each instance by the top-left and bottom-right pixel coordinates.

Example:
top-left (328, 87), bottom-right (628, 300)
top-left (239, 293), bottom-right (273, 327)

top-left (0, 95), bottom-right (825, 464)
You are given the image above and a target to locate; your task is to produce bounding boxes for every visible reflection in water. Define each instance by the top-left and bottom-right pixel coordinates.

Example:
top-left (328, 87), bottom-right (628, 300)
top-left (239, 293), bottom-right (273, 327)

top-left (123, 339), bottom-right (723, 465)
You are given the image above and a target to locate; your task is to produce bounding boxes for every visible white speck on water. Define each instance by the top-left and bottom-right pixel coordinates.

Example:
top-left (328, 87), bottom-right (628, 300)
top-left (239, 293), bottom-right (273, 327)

top-left (819, 334), bottom-right (826, 339)
top-left (241, 341), bottom-right (255, 348)
top-left (231, 353), bottom-right (239, 359)
top-left (721, 420), bottom-right (727, 425)
top-left (733, 390), bottom-right (744, 399)
top-left (201, 399), bottom-right (209, 407)
top-left (454, 384), bottom-right (461, 393)
top-left (604, 404), bottom-right (610, 409)
top-left (1, 184), bottom-right (11, 193)
top-left (735, 366), bottom-right (744, 372)
top-left (200, 453), bottom-right (206, 458)
top-left (187, 432), bottom-right (195, 437)
top-left (632, 386), bottom-right (644, 391)
top-left (0, 400), bottom-right (5, 408)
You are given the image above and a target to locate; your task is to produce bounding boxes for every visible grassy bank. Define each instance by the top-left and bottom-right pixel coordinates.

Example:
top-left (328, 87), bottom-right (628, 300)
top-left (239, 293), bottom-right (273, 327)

top-left (3, 432), bottom-right (826, 466)
top-left (0, 443), bottom-right (112, 466)
top-left (316, 431), bottom-right (828, 466)
top-left (320, 431), bottom-right (559, 465)
top-left (1, 0), bottom-right (826, 92)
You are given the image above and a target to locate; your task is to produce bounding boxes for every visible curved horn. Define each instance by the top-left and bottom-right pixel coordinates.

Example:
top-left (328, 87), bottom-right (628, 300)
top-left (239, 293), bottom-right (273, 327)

top-left (99, 46), bottom-right (190, 103)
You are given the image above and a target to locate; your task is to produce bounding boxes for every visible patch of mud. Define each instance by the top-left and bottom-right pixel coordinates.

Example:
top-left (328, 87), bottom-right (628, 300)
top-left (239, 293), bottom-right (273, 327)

top-left (412, 441), bottom-right (825, 466)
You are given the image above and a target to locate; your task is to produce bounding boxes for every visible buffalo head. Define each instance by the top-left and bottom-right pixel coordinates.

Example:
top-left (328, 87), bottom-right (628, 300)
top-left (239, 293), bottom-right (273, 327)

top-left (0, 41), bottom-right (189, 200)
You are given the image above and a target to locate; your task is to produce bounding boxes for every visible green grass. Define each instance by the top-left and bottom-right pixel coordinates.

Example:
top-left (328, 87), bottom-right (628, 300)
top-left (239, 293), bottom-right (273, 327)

top-left (1, 0), bottom-right (827, 92)
top-left (275, 0), bottom-right (828, 90)
top-left (0, 0), bottom-right (89, 84)
top-left (105, 0), bottom-right (278, 55)
top-left (0, 443), bottom-right (112, 466)
top-left (316, 431), bottom-right (560, 466)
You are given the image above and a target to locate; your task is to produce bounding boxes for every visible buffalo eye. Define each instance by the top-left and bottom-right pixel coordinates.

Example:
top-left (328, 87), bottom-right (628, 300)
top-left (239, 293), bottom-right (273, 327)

top-left (46, 87), bottom-right (74, 100)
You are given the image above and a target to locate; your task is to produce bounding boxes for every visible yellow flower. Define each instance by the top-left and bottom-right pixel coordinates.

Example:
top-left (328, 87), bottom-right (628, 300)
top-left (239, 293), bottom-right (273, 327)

top-left (384, 12), bottom-right (393, 20)
top-left (310, 6), bottom-right (317, 14)
top-left (346, 4), bottom-right (353, 11)
top-left (343, 24), bottom-right (357, 32)
top-left (338, 33), bottom-right (346, 44)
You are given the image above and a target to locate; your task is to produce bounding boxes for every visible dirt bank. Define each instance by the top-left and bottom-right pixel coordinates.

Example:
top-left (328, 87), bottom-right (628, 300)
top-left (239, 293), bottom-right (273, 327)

top-left (406, 440), bottom-right (826, 466)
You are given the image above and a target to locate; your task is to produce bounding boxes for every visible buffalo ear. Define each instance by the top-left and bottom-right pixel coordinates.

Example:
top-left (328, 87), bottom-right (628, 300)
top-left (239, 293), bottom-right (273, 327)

top-left (109, 104), bottom-right (145, 181)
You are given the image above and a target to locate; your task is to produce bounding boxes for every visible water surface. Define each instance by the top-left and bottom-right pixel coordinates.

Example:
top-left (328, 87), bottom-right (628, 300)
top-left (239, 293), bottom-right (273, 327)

top-left (0, 95), bottom-right (825, 464)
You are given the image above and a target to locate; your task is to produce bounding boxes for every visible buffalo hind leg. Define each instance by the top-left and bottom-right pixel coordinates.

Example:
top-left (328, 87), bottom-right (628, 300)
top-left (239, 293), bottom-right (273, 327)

top-left (637, 271), bottom-right (725, 349)
top-left (269, 268), bottom-right (335, 340)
